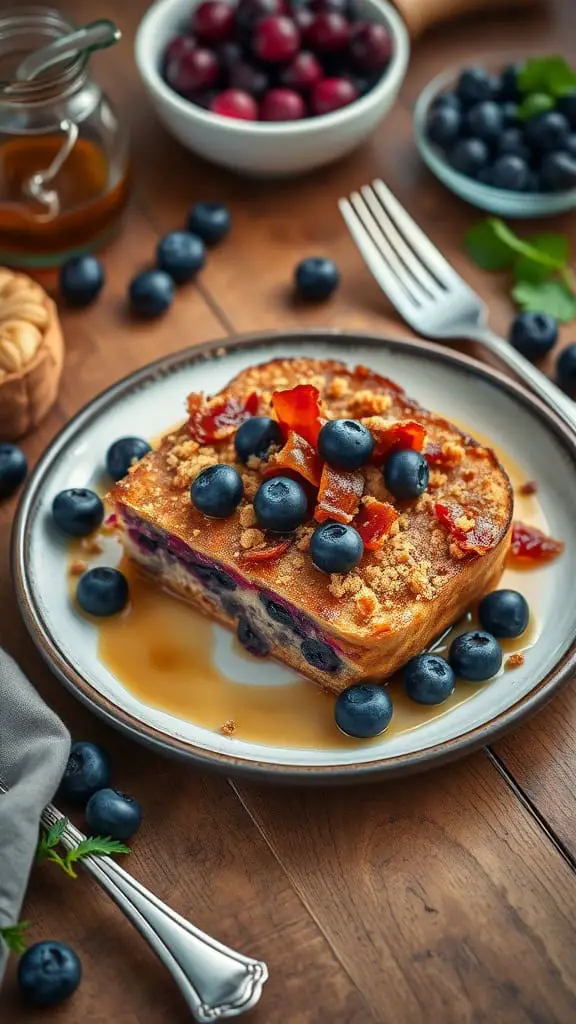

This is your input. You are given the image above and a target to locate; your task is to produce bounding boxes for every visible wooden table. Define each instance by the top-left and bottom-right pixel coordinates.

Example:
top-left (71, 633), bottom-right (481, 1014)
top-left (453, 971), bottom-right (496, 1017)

top-left (2, 1), bottom-right (576, 1020)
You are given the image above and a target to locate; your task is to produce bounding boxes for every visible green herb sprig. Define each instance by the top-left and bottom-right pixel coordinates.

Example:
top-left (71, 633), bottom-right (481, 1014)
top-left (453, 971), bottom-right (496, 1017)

top-left (36, 818), bottom-right (130, 879)
top-left (515, 55), bottom-right (576, 120)
top-left (0, 921), bottom-right (29, 956)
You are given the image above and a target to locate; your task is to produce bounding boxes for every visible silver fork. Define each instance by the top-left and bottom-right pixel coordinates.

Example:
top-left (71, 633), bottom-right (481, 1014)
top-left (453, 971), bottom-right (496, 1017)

top-left (339, 178), bottom-right (576, 435)
top-left (0, 780), bottom-right (267, 1021)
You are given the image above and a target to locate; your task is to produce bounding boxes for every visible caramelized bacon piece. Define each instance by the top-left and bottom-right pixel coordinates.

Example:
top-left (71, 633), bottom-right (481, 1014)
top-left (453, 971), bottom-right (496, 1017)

top-left (434, 502), bottom-right (501, 555)
top-left (187, 391), bottom-right (259, 443)
top-left (370, 420), bottom-right (426, 460)
top-left (272, 385), bottom-right (323, 447)
top-left (315, 466), bottom-right (364, 524)
top-left (355, 499), bottom-right (398, 551)
top-left (265, 431), bottom-right (321, 487)
top-left (240, 538), bottom-right (291, 563)
top-left (508, 522), bottom-right (564, 564)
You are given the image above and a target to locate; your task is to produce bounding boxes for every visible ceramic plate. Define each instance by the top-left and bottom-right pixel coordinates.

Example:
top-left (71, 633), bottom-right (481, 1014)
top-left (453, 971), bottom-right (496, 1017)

top-left (12, 331), bottom-right (576, 782)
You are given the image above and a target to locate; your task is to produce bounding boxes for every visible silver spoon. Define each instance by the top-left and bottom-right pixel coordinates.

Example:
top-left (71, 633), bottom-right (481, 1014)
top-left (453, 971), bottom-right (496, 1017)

top-left (14, 18), bottom-right (120, 83)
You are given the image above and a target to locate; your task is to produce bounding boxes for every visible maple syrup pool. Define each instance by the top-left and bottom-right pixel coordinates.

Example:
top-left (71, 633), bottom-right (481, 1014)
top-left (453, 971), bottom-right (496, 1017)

top-left (72, 433), bottom-right (548, 750)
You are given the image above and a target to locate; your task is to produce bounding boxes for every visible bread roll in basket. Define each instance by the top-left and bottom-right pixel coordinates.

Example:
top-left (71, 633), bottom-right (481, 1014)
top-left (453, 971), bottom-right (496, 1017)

top-left (0, 269), bottom-right (64, 440)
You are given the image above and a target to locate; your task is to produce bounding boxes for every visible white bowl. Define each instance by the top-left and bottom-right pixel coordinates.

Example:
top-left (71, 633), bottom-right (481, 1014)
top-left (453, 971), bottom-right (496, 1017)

top-left (134, 0), bottom-right (410, 177)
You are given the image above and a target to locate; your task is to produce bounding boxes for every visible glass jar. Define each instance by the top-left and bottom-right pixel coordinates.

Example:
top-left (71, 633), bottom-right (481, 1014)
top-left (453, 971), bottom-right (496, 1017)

top-left (0, 6), bottom-right (129, 268)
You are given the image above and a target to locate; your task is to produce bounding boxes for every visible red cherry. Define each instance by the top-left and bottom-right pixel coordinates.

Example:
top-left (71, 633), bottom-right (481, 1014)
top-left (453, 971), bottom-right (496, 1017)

top-left (164, 35), bottom-right (196, 68)
top-left (310, 77), bottom-right (358, 115)
top-left (236, 0), bottom-right (285, 35)
top-left (229, 61), bottom-right (270, 96)
top-left (253, 16), bottom-right (300, 63)
top-left (280, 51), bottom-right (322, 91)
top-left (260, 87), bottom-right (306, 120)
top-left (210, 88), bottom-right (259, 119)
top-left (292, 7), bottom-right (314, 35)
top-left (349, 22), bottom-right (392, 71)
top-left (192, 2), bottom-right (235, 43)
top-left (166, 48), bottom-right (219, 94)
top-left (306, 12), bottom-right (349, 53)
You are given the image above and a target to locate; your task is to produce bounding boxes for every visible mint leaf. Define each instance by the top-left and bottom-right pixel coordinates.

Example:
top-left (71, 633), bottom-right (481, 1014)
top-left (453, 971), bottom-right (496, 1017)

top-left (65, 836), bottom-right (131, 866)
top-left (36, 817), bottom-right (68, 861)
top-left (491, 219), bottom-right (567, 269)
top-left (464, 220), bottom-right (516, 271)
top-left (513, 257), bottom-right (551, 285)
top-left (530, 233), bottom-right (571, 265)
top-left (0, 921), bottom-right (29, 956)
top-left (512, 279), bottom-right (576, 321)
top-left (517, 93), bottom-right (555, 121)
top-left (518, 56), bottom-right (576, 97)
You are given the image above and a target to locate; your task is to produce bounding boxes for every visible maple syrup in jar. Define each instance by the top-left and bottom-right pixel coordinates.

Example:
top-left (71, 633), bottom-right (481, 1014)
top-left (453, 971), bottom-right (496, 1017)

top-left (0, 7), bottom-right (129, 268)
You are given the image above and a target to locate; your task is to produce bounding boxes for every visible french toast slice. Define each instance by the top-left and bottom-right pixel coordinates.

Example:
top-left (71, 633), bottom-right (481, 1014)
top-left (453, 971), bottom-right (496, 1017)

top-left (109, 357), bottom-right (513, 693)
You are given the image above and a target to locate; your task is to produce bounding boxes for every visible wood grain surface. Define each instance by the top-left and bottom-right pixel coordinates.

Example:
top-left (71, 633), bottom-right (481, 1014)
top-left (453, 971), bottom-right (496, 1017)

top-left (1, 1), bottom-right (576, 1021)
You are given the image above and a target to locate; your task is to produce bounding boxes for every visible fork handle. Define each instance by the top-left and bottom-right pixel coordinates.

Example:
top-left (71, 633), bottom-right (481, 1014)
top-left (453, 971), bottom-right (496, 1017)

top-left (470, 327), bottom-right (576, 435)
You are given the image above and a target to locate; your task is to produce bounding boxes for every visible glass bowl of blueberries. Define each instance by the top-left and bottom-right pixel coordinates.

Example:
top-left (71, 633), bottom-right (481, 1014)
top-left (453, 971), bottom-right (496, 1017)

top-left (414, 55), bottom-right (576, 218)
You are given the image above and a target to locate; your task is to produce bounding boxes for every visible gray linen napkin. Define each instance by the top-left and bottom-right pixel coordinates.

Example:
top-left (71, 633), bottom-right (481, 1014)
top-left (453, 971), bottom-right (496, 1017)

top-left (0, 649), bottom-right (70, 982)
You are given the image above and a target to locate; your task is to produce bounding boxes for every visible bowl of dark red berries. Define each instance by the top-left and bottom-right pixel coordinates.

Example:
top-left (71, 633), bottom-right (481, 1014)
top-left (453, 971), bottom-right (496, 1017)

top-left (135, 0), bottom-right (409, 176)
top-left (414, 55), bottom-right (576, 218)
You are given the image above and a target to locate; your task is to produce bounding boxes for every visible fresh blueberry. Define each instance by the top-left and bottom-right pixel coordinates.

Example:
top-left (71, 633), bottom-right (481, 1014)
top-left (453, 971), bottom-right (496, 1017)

top-left (497, 127), bottom-right (530, 161)
top-left (557, 90), bottom-right (576, 128)
top-left (448, 137), bottom-right (490, 177)
top-left (106, 437), bottom-right (151, 481)
top-left (294, 257), bottom-right (340, 301)
top-left (509, 312), bottom-right (558, 360)
top-left (318, 419), bottom-right (374, 470)
top-left (0, 442), bottom-right (27, 498)
top-left (237, 615), bottom-right (270, 656)
top-left (253, 476), bottom-right (308, 532)
top-left (18, 941), bottom-right (81, 1006)
top-left (234, 416), bottom-right (283, 462)
top-left (59, 255), bottom-right (104, 307)
top-left (524, 111), bottom-right (570, 152)
top-left (403, 654), bottom-right (455, 705)
top-left (52, 489), bottom-right (104, 537)
top-left (129, 269), bottom-right (175, 317)
top-left (478, 589), bottom-right (529, 639)
top-left (58, 741), bottom-right (112, 804)
top-left (456, 67), bottom-right (498, 106)
top-left (501, 101), bottom-right (519, 127)
top-left (431, 92), bottom-right (461, 114)
top-left (85, 787), bottom-right (142, 841)
top-left (449, 629), bottom-right (502, 682)
top-left (498, 62), bottom-right (522, 102)
top-left (301, 637), bottom-right (342, 673)
top-left (490, 154), bottom-right (530, 191)
top-left (540, 151), bottom-right (576, 191)
top-left (186, 201), bottom-right (231, 244)
top-left (556, 343), bottom-right (576, 395)
top-left (77, 567), bottom-right (129, 617)
top-left (384, 449), bottom-right (429, 501)
top-left (310, 522), bottom-right (364, 574)
top-left (427, 105), bottom-right (461, 148)
top-left (156, 230), bottom-right (206, 284)
top-left (191, 464), bottom-right (243, 518)
top-left (335, 683), bottom-right (393, 738)
top-left (463, 101), bottom-right (502, 144)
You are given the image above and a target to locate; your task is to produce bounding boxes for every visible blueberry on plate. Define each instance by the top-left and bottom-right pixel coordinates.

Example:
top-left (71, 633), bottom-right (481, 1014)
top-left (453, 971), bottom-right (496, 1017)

top-left (524, 111), bottom-right (570, 152)
top-left (448, 137), bottom-right (490, 177)
top-left (0, 442), bottom-right (27, 499)
top-left (156, 230), bottom-right (206, 284)
top-left (106, 436), bottom-right (151, 482)
top-left (449, 629), bottom-right (502, 682)
top-left (237, 615), bottom-right (270, 656)
top-left (18, 941), bottom-right (81, 1007)
top-left (497, 127), bottom-right (530, 161)
top-left (556, 343), bottom-right (576, 395)
top-left (77, 567), bottom-right (129, 617)
top-left (509, 311), bottom-right (558, 360)
top-left (186, 201), bottom-right (231, 244)
top-left (85, 787), bottom-right (142, 841)
top-left (463, 100), bottom-right (502, 144)
top-left (59, 255), bottom-right (104, 307)
top-left (294, 257), bottom-right (340, 301)
top-left (318, 418), bottom-right (374, 470)
top-left (540, 151), bottom-right (576, 191)
top-left (557, 89), bottom-right (576, 128)
top-left (310, 521), bottom-right (364, 574)
top-left (52, 488), bottom-right (104, 537)
top-left (478, 589), bottom-right (529, 639)
top-left (427, 105), bottom-right (461, 148)
top-left (490, 154), bottom-right (531, 191)
top-left (403, 654), bottom-right (455, 705)
top-left (384, 449), bottom-right (429, 501)
top-left (335, 683), bottom-right (393, 738)
top-left (191, 464), bottom-right (243, 517)
top-left (129, 269), bottom-right (175, 317)
top-left (58, 740), bottom-right (112, 803)
top-left (234, 415), bottom-right (283, 462)
top-left (456, 66), bottom-right (498, 106)
top-left (301, 637), bottom-right (342, 673)
top-left (254, 476), bottom-right (308, 532)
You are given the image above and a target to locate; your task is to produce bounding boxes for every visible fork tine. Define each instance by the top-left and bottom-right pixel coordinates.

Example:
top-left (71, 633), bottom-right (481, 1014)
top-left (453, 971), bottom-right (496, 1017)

top-left (360, 185), bottom-right (443, 298)
top-left (372, 179), bottom-right (467, 290)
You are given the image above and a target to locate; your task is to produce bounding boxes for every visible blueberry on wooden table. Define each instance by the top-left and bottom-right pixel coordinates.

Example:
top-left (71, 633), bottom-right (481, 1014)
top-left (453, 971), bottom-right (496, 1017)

top-left (85, 788), bottom-right (142, 841)
top-left (294, 257), bottom-right (340, 301)
top-left (18, 941), bottom-right (81, 1006)
top-left (187, 201), bottom-right (231, 245)
top-left (106, 437), bottom-right (152, 482)
top-left (335, 683), bottom-right (393, 738)
top-left (478, 590), bottom-right (529, 639)
top-left (128, 269), bottom-right (175, 317)
top-left (254, 476), bottom-right (308, 532)
top-left (310, 522), bottom-right (364, 574)
top-left (52, 488), bottom-right (104, 537)
top-left (77, 567), bottom-right (129, 617)
top-left (191, 464), bottom-right (244, 518)
top-left (403, 654), bottom-right (455, 706)
top-left (318, 419), bottom-right (374, 470)
top-left (156, 230), bottom-right (206, 284)
top-left (449, 630), bottom-right (503, 682)
top-left (384, 449), bottom-right (429, 501)
top-left (0, 442), bottom-right (27, 499)
top-left (556, 343), bottom-right (576, 395)
top-left (509, 312), bottom-right (558, 361)
top-left (234, 416), bottom-right (283, 462)
top-left (58, 740), bottom-right (112, 804)
top-left (59, 255), bottom-right (104, 307)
